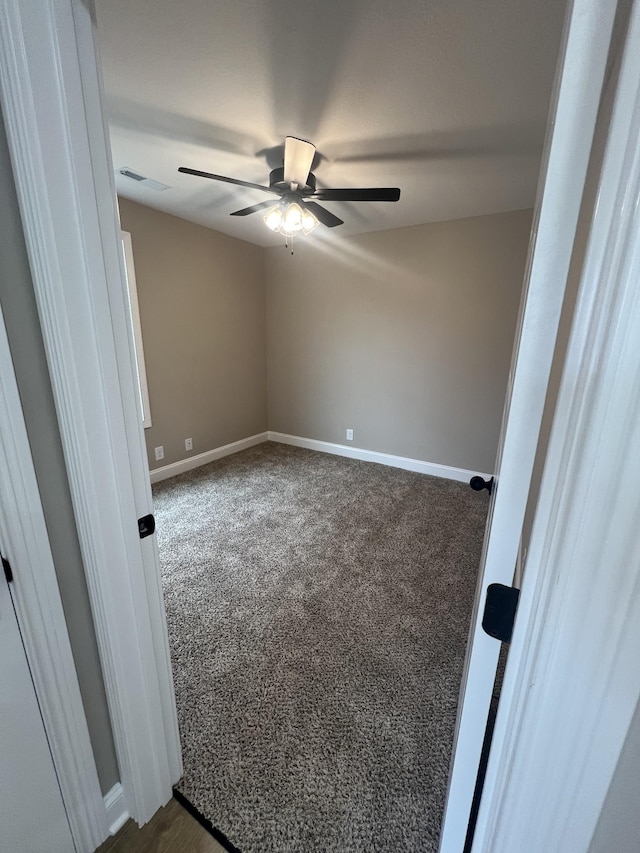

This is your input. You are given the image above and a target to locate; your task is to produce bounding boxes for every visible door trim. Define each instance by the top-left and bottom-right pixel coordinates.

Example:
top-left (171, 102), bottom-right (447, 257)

top-left (0, 304), bottom-right (105, 849)
top-left (473, 2), bottom-right (640, 848)
top-left (0, 0), bottom-right (180, 828)
top-left (439, 0), bottom-right (618, 848)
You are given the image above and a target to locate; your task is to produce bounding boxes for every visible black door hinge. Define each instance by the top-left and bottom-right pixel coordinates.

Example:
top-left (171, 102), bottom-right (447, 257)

top-left (138, 513), bottom-right (156, 539)
top-left (2, 553), bottom-right (13, 583)
top-left (482, 583), bottom-right (519, 643)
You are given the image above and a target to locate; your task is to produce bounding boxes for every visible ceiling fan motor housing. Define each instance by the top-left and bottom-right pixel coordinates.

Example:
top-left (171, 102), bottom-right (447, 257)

top-left (269, 166), bottom-right (316, 195)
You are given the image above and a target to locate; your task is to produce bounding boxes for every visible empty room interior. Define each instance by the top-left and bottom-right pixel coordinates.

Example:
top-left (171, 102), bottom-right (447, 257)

top-left (91, 0), bottom-right (566, 850)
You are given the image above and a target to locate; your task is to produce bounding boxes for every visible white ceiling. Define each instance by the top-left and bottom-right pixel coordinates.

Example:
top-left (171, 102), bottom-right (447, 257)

top-left (95, 0), bottom-right (566, 247)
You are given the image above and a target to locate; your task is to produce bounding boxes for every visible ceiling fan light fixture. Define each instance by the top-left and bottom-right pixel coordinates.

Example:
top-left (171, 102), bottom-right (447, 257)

top-left (263, 201), bottom-right (318, 237)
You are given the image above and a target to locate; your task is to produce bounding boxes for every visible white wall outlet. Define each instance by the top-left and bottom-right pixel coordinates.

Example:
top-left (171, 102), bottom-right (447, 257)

top-left (185, 437), bottom-right (193, 451)
top-left (346, 429), bottom-right (354, 441)
top-left (154, 446), bottom-right (164, 461)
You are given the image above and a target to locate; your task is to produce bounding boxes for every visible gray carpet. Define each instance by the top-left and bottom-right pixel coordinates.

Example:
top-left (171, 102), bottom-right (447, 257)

top-left (153, 442), bottom-right (488, 853)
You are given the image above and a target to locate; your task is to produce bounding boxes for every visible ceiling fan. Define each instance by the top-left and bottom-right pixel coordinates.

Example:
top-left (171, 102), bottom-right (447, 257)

top-left (178, 136), bottom-right (401, 237)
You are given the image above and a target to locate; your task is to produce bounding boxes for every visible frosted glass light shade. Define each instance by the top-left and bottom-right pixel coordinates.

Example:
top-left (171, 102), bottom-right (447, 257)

top-left (264, 207), bottom-right (284, 231)
top-left (301, 209), bottom-right (319, 235)
top-left (263, 202), bottom-right (318, 237)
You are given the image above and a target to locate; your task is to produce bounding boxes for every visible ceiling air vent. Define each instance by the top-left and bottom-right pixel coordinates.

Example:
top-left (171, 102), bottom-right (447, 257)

top-left (118, 168), bottom-right (168, 192)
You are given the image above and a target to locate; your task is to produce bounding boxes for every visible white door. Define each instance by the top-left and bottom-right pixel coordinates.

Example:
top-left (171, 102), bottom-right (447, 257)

top-left (0, 570), bottom-right (75, 852)
top-left (438, 1), bottom-right (619, 851)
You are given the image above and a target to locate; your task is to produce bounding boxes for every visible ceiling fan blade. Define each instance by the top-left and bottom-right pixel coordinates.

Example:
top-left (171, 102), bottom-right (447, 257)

top-left (230, 200), bottom-right (279, 217)
top-left (178, 167), bottom-right (280, 194)
top-left (302, 201), bottom-right (344, 228)
top-left (310, 187), bottom-right (401, 202)
top-left (284, 137), bottom-right (316, 188)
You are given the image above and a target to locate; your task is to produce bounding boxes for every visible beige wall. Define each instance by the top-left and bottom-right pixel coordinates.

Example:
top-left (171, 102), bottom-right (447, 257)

top-left (0, 112), bottom-right (119, 793)
top-left (118, 199), bottom-right (267, 469)
top-left (265, 210), bottom-right (532, 473)
top-left (120, 203), bottom-right (531, 476)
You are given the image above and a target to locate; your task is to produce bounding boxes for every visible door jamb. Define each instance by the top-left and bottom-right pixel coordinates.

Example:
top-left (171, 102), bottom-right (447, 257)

top-left (471, 1), bottom-right (640, 848)
top-left (0, 303), bottom-right (106, 849)
top-left (439, 1), bottom-right (619, 849)
top-left (0, 0), bottom-right (180, 830)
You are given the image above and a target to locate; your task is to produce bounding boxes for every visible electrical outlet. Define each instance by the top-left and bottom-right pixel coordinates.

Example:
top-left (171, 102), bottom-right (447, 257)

top-left (185, 437), bottom-right (193, 451)
top-left (154, 446), bottom-right (164, 461)
top-left (346, 429), bottom-right (354, 441)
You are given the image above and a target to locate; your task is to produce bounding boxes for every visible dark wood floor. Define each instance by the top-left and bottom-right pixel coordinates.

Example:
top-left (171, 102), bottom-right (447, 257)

top-left (96, 798), bottom-right (226, 853)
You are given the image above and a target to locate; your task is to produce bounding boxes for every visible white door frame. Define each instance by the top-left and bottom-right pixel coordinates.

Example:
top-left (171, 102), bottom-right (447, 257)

top-left (0, 304), bottom-right (105, 849)
top-left (0, 0), bottom-right (180, 831)
top-left (1, 0), bottom-right (639, 849)
top-left (439, 1), bottom-right (618, 849)
top-left (472, 2), bottom-right (640, 847)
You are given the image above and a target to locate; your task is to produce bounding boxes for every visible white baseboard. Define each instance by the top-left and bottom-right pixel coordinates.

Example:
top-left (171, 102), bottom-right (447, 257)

top-left (104, 783), bottom-right (128, 836)
top-left (149, 429), bottom-right (489, 485)
top-left (149, 432), bottom-right (269, 483)
top-left (268, 431), bottom-right (489, 483)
